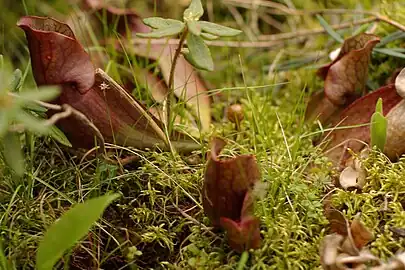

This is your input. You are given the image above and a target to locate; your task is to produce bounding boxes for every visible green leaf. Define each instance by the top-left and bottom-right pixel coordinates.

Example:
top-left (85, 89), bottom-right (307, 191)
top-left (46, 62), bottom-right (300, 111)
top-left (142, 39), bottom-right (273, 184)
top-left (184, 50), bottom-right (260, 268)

top-left (49, 125), bottom-right (72, 147)
top-left (352, 23), bottom-right (372, 36)
top-left (16, 86), bottom-right (61, 104)
top-left (9, 69), bottom-right (22, 92)
top-left (143, 17), bottom-right (184, 29)
top-left (2, 133), bottom-right (24, 176)
top-left (370, 98), bottom-right (387, 151)
top-left (0, 238), bottom-right (12, 270)
top-left (373, 48), bottom-right (405, 59)
top-left (187, 20), bottom-right (201, 36)
top-left (183, 0), bottom-right (204, 21)
top-left (199, 21), bottom-right (242, 37)
top-left (15, 111), bottom-right (49, 135)
top-left (186, 33), bottom-right (214, 71)
top-left (22, 102), bottom-right (48, 113)
top-left (36, 193), bottom-right (121, 270)
top-left (136, 23), bottom-right (185, 39)
top-left (376, 31), bottom-right (405, 48)
top-left (316, 15), bottom-right (344, 43)
top-left (375, 97), bottom-right (383, 114)
top-left (201, 32), bottom-right (219, 40)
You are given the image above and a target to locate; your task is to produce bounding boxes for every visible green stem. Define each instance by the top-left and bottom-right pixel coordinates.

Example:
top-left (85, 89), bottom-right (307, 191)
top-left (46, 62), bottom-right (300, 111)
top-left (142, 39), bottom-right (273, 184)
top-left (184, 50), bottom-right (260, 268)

top-left (166, 27), bottom-right (188, 134)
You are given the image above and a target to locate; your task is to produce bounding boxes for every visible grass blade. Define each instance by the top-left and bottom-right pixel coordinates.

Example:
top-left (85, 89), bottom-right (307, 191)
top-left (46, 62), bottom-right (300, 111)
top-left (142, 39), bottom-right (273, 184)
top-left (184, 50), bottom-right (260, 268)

top-left (316, 15), bottom-right (344, 43)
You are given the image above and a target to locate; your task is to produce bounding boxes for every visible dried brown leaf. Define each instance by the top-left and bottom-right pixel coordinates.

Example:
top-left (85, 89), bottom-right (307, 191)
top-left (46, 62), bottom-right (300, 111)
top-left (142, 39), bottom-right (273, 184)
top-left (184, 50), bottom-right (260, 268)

top-left (320, 234), bottom-right (344, 270)
top-left (350, 216), bottom-right (373, 250)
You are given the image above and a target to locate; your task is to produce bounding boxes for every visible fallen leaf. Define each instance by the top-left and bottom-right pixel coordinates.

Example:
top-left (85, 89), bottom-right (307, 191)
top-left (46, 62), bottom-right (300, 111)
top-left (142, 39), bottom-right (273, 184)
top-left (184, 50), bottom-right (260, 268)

top-left (18, 15), bottom-right (200, 152)
top-left (389, 227), bottom-right (405, 238)
top-left (324, 208), bottom-right (349, 236)
top-left (320, 234), bottom-right (344, 270)
top-left (203, 137), bottom-right (261, 252)
top-left (350, 214), bottom-right (373, 250)
top-left (339, 150), bottom-right (367, 191)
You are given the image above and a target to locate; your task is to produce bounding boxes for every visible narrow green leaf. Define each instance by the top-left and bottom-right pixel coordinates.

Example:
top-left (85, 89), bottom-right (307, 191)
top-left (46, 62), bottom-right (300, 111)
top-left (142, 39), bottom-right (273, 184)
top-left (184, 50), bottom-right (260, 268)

top-left (201, 32), bottom-right (219, 40)
top-left (49, 125), bottom-right (72, 147)
top-left (375, 97), bottom-right (383, 114)
top-left (370, 101), bottom-right (387, 152)
top-left (0, 238), bottom-right (12, 270)
top-left (199, 21), bottom-right (242, 37)
top-left (36, 193), bottom-right (121, 270)
top-left (237, 251), bottom-right (249, 270)
top-left (376, 31), bottom-right (405, 48)
top-left (9, 69), bottom-right (22, 92)
top-left (2, 132), bottom-right (24, 176)
top-left (143, 17), bottom-right (184, 29)
top-left (186, 33), bottom-right (214, 71)
top-left (187, 20), bottom-right (201, 36)
top-left (183, 0), bottom-right (204, 21)
top-left (374, 48), bottom-right (405, 59)
top-left (352, 23), bottom-right (372, 36)
top-left (23, 102), bottom-right (48, 113)
top-left (316, 15), bottom-right (344, 43)
top-left (16, 86), bottom-right (61, 104)
top-left (15, 111), bottom-right (49, 135)
top-left (136, 23), bottom-right (184, 39)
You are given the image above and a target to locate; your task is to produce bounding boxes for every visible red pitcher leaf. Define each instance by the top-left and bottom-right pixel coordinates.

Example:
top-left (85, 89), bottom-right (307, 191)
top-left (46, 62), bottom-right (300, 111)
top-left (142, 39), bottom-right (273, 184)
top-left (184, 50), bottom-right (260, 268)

top-left (317, 33), bottom-right (380, 80)
top-left (323, 34), bottom-right (380, 106)
top-left (17, 16), bottom-right (95, 94)
top-left (220, 216), bottom-right (261, 252)
top-left (307, 34), bottom-right (380, 125)
top-left (203, 137), bottom-right (261, 226)
top-left (305, 90), bottom-right (341, 124)
top-left (320, 84), bottom-right (401, 166)
top-left (18, 15), bottom-right (200, 152)
top-left (324, 208), bottom-right (349, 236)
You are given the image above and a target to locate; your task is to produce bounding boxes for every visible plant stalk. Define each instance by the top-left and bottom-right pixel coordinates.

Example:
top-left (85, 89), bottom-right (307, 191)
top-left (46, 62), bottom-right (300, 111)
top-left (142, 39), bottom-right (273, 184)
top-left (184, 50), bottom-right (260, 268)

top-left (166, 27), bottom-right (188, 134)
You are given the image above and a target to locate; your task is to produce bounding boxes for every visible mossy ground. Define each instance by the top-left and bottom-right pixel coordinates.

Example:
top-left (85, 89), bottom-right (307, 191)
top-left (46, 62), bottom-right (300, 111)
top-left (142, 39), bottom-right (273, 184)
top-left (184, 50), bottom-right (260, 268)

top-left (1, 0), bottom-right (405, 269)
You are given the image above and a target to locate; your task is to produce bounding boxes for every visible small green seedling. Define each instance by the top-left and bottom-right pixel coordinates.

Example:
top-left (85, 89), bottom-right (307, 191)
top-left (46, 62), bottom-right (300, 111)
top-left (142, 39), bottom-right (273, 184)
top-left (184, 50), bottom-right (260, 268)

top-left (137, 0), bottom-right (242, 128)
top-left (370, 97), bottom-right (387, 151)
top-left (137, 0), bottom-right (242, 71)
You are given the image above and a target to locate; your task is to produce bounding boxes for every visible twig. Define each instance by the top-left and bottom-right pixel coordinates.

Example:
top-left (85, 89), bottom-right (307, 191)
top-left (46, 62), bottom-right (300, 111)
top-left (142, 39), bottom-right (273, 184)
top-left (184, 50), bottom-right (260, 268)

top-left (223, 0), bottom-right (405, 31)
top-left (227, 5), bottom-right (257, 41)
top-left (167, 27), bottom-right (188, 134)
top-left (258, 17), bottom-right (378, 41)
top-left (131, 37), bottom-right (286, 48)
top-left (172, 203), bottom-right (217, 238)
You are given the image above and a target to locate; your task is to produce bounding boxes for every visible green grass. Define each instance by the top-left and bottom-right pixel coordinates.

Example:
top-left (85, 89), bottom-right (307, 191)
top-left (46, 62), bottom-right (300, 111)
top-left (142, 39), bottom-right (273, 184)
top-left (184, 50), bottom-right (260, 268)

top-left (1, 0), bottom-right (405, 269)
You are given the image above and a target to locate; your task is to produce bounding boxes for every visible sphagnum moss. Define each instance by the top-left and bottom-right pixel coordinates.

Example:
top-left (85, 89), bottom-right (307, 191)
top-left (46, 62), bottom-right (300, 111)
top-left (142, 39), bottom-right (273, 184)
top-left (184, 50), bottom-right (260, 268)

top-left (2, 0), bottom-right (405, 269)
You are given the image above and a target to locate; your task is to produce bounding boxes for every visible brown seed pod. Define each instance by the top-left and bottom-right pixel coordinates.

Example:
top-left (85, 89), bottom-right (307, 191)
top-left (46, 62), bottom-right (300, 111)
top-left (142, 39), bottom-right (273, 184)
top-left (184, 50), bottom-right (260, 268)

top-left (226, 103), bottom-right (244, 124)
